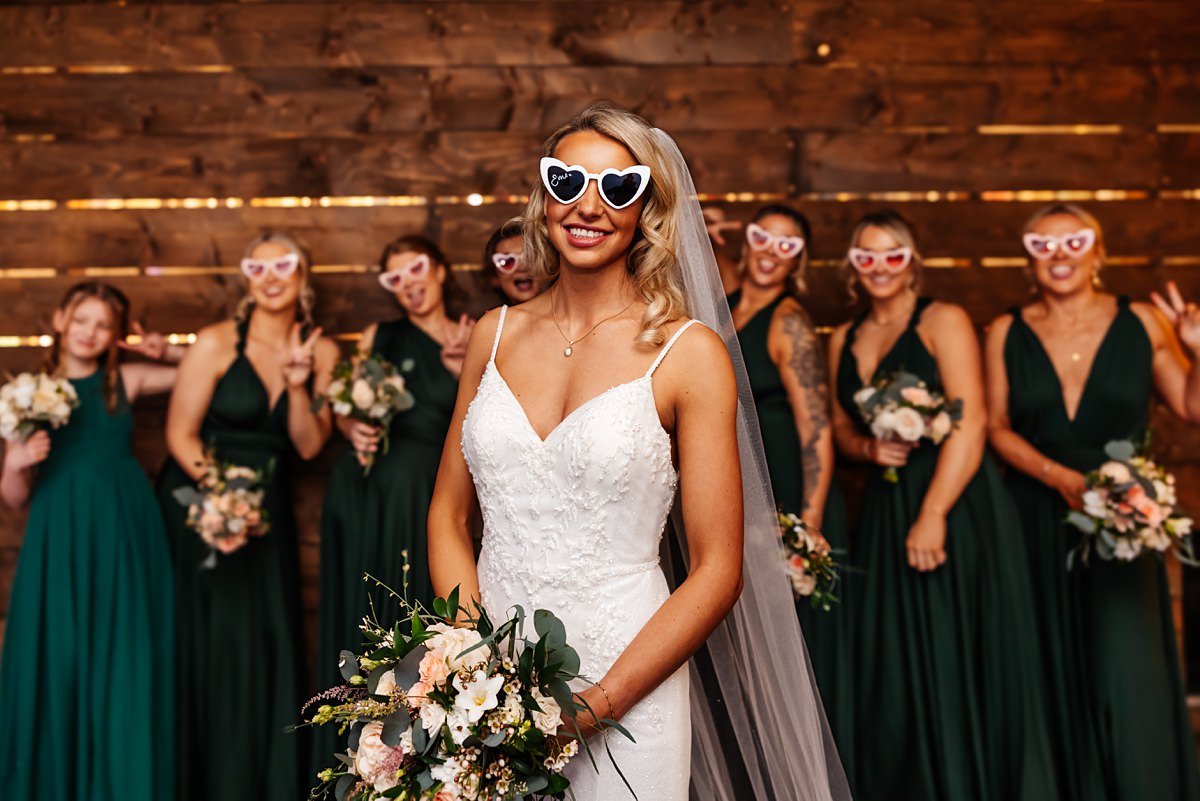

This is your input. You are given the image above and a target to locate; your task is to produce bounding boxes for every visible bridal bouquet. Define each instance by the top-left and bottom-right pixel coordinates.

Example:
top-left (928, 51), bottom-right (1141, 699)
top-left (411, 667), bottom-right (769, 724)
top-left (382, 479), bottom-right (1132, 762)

top-left (0, 372), bottom-right (79, 441)
top-left (317, 353), bottom-right (415, 475)
top-left (779, 512), bottom-right (840, 611)
top-left (853, 370), bottom-right (962, 482)
top-left (1066, 440), bottom-right (1196, 567)
top-left (306, 587), bottom-right (630, 801)
top-left (172, 455), bottom-right (271, 567)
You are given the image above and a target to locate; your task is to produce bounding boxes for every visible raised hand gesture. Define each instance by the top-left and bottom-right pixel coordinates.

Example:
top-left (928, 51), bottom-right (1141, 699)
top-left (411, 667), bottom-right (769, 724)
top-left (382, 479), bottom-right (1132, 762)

top-left (118, 322), bottom-right (170, 361)
top-left (1151, 280), bottom-right (1200, 357)
top-left (283, 324), bottom-right (323, 387)
top-left (703, 206), bottom-right (742, 247)
top-left (440, 315), bottom-right (476, 379)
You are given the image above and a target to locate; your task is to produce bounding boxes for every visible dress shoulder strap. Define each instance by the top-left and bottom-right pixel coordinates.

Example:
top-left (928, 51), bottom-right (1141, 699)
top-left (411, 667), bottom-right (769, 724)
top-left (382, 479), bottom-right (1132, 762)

top-left (645, 319), bottom-right (699, 378)
top-left (234, 316), bottom-right (250, 355)
top-left (907, 296), bottom-right (934, 329)
top-left (489, 305), bottom-right (509, 362)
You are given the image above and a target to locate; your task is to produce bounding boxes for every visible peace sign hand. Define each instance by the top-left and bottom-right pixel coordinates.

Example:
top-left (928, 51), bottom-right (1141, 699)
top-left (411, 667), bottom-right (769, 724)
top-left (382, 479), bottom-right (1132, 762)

top-left (702, 207), bottom-right (743, 247)
top-left (440, 315), bottom-right (476, 380)
top-left (1151, 281), bottom-right (1200, 357)
top-left (283, 324), bottom-right (323, 387)
top-left (118, 322), bottom-right (169, 361)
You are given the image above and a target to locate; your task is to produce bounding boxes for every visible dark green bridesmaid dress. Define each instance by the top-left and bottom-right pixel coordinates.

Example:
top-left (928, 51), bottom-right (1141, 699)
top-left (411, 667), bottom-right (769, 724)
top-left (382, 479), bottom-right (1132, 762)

top-left (156, 316), bottom-right (307, 801)
top-left (837, 297), bottom-right (1057, 801)
top-left (730, 290), bottom-right (856, 778)
top-left (1004, 295), bottom-right (1200, 801)
top-left (312, 318), bottom-right (457, 773)
top-left (0, 371), bottom-right (173, 801)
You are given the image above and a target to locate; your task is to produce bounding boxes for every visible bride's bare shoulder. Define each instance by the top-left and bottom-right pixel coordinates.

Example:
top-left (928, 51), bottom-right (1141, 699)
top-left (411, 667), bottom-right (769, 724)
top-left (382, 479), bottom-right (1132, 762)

top-left (654, 318), bottom-right (735, 392)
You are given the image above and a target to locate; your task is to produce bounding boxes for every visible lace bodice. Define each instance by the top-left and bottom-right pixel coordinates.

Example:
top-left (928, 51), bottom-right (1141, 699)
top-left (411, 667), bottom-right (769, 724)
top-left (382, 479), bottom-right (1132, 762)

top-left (459, 306), bottom-right (696, 800)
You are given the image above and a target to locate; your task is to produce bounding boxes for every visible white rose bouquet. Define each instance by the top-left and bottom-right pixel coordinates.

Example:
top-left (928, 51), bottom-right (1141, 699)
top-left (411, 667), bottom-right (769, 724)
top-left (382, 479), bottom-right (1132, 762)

top-left (0, 372), bottom-right (80, 442)
top-left (1066, 440), bottom-right (1196, 567)
top-left (853, 370), bottom-right (963, 483)
top-left (317, 353), bottom-right (415, 476)
top-left (172, 454), bottom-right (272, 568)
top-left (305, 586), bottom-right (633, 801)
top-left (779, 512), bottom-right (841, 611)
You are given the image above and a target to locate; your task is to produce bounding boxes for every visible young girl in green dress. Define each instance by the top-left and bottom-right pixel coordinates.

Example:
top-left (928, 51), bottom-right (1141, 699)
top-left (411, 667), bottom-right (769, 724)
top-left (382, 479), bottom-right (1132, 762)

top-left (313, 235), bottom-right (471, 775)
top-left (719, 204), bottom-right (855, 776)
top-left (985, 203), bottom-right (1200, 801)
top-left (156, 232), bottom-right (339, 801)
top-left (0, 281), bottom-right (182, 801)
top-left (829, 211), bottom-right (1057, 801)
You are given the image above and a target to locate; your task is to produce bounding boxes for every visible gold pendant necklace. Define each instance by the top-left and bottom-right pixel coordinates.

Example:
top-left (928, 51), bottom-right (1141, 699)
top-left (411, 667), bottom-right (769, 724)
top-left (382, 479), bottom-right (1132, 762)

top-left (550, 285), bottom-right (634, 357)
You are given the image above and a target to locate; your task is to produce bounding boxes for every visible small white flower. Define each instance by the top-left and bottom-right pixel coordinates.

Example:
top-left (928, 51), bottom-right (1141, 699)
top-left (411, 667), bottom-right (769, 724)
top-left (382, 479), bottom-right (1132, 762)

top-left (1113, 537), bottom-right (1142, 561)
top-left (1082, 490), bottom-right (1108, 519)
top-left (446, 707), bottom-right (473, 744)
top-left (869, 409), bottom-right (898, 440)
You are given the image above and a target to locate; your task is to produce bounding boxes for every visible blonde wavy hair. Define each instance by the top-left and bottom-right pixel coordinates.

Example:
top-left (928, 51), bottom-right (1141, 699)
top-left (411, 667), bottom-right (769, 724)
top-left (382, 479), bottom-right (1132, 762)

top-left (839, 210), bottom-right (925, 302)
top-left (521, 101), bottom-right (687, 347)
top-left (235, 230), bottom-right (317, 329)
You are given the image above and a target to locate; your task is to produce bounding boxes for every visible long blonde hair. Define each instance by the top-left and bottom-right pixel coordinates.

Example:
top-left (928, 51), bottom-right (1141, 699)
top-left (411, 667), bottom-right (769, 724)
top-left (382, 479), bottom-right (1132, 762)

top-left (235, 231), bottom-right (316, 328)
top-left (839, 210), bottom-right (925, 302)
top-left (521, 101), bottom-right (687, 346)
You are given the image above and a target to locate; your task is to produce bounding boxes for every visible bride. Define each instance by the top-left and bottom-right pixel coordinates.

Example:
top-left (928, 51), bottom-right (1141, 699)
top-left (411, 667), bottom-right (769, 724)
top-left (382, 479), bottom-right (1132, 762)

top-left (428, 102), bottom-right (849, 801)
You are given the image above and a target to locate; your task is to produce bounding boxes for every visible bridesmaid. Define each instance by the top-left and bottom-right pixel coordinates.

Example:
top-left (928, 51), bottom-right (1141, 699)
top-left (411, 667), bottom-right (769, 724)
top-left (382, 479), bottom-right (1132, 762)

top-left (828, 211), bottom-right (1056, 801)
top-left (156, 232), bottom-right (338, 801)
top-left (985, 203), bottom-right (1200, 801)
top-left (720, 204), bottom-right (855, 773)
top-left (483, 219), bottom-right (543, 305)
top-left (313, 235), bottom-right (471, 771)
top-left (0, 281), bottom-right (180, 801)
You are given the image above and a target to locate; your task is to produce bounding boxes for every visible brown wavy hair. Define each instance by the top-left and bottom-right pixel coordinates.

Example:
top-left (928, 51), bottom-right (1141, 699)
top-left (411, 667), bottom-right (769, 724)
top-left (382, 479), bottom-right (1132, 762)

top-left (377, 233), bottom-right (465, 317)
top-left (45, 281), bottom-right (130, 412)
top-left (521, 101), bottom-right (687, 347)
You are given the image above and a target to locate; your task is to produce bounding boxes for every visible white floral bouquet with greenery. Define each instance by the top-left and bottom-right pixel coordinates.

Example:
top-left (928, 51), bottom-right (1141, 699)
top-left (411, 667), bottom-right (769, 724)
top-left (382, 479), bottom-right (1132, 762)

top-left (854, 370), bottom-right (963, 482)
top-left (305, 586), bottom-right (632, 801)
top-left (779, 512), bottom-right (841, 611)
top-left (0, 372), bottom-right (79, 441)
top-left (317, 353), bottom-right (415, 475)
top-left (172, 454), bottom-right (271, 568)
top-left (1067, 440), bottom-right (1196, 567)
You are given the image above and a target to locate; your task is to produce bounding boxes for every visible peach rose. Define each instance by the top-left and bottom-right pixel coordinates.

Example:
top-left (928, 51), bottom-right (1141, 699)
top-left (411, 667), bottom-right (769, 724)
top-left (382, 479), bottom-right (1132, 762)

top-left (406, 679), bottom-right (433, 709)
top-left (900, 386), bottom-right (933, 407)
top-left (1126, 485), bottom-right (1165, 528)
top-left (419, 651), bottom-right (449, 686)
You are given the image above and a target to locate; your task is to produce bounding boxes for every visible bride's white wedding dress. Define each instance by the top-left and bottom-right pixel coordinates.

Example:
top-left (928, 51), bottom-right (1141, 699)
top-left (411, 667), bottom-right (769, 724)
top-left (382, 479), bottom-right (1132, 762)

top-left (461, 305), bottom-right (698, 801)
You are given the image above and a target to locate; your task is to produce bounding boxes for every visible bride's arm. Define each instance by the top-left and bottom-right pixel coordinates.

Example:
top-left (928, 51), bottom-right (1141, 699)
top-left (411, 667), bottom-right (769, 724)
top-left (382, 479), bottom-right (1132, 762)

top-left (587, 324), bottom-right (744, 725)
top-left (427, 310), bottom-right (499, 611)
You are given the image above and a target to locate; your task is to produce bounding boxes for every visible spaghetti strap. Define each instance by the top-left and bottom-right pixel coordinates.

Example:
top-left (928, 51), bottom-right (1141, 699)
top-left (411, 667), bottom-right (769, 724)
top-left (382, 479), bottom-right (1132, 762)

top-left (234, 316), bottom-right (250, 355)
top-left (645, 319), bottom-right (699, 378)
top-left (907, 296), bottom-right (934, 330)
top-left (489, 305), bottom-right (508, 363)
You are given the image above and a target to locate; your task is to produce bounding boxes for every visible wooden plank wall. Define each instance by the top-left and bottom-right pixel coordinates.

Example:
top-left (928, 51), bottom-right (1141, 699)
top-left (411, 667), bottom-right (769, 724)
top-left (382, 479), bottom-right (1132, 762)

top-left (1, 0), bottom-right (1199, 679)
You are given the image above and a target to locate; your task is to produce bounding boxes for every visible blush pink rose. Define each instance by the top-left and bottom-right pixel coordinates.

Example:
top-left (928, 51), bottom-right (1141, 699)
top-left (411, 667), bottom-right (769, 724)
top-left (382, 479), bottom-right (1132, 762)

top-left (900, 386), bottom-right (933, 407)
top-left (419, 651), bottom-right (449, 686)
top-left (406, 679), bottom-right (433, 709)
top-left (1126, 485), bottom-right (1166, 528)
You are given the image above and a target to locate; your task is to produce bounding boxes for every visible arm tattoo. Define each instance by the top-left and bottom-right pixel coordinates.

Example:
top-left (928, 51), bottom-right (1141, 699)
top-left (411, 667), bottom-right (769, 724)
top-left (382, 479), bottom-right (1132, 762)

top-left (782, 307), bottom-right (831, 515)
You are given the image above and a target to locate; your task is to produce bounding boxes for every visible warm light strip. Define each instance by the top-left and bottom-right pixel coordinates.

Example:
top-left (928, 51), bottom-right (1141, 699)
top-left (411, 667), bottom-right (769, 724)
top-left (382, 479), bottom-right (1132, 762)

top-left (980, 257), bottom-right (1029, 268)
top-left (979, 189), bottom-right (1150, 202)
top-left (1157, 124), bottom-right (1200, 134)
top-left (0, 199), bottom-right (57, 211)
top-left (977, 124), bottom-right (1124, 135)
top-left (0, 66), bottom-right (56, 75)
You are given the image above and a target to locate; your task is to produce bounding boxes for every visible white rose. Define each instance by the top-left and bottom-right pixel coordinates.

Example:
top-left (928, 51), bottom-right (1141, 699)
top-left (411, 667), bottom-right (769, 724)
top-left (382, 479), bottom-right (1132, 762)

top-left (1099, 461), bottom-right (1132, 485)
top-left (869, 409), bottom-right (898, 440)
top-left (333, 401), bottom-right (353, 417)
top-left (51, 402), bottom-right (72, 424)
top-left (0, 412), bottom-right (18, 439)
top-left (420, 699), bottom-right (447, 734)
top-left (427, 624), bottom-right (488, 672)
top-left (928, 411), bottom-right (952, 443)
top-left (351, 379), bottom-right (375, 410)
top-left (368, 403), bottom-right (388, 420)
top-left (891, 407), bottom-right (926, 443)
top-left (12, 374), bottom-right (36, 409)
top-left (327, 379), bottom-right (346, 399)
top-left (529, 687), bottom-right (563, 735)
top-left (446, 707), bottom-right (473, 744)
top-left (1082, 490), bottom-right (1108, 519)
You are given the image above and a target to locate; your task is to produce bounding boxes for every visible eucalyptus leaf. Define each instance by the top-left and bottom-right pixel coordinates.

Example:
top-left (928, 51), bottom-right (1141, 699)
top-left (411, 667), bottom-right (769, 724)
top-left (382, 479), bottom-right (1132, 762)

top-left (380, 709), bottom-right (410, 747)
top-left (334, 774), bottom-right (355, 801)
top-left (171, 486), bottom-right (205, 507)
top-left (483, 728), bottom-right (506, 747)
top-left (1066, 511), bottom-right (1097, 533)
top-left (338, 650), bottom-right (360, 682)
top-left (1105, 440), bottom-right (1137, 461)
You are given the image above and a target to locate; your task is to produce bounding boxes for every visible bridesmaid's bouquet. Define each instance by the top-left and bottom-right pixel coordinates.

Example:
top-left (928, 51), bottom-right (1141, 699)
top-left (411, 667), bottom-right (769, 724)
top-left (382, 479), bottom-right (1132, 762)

top-left (305, 586), bottom-right (633, 801)
top-left (172, 455), bottom-right (271, 567)
top-left (853, 370), bottom-right (963, 482)
top-left (1066, 440), bottom-right (1196, 567)
top-left (0, 372), bottom-right (79, 441)
top-left (318, 353), bottom-right (415, 475)
top-left (779, 512), bottom-right (841, 611)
